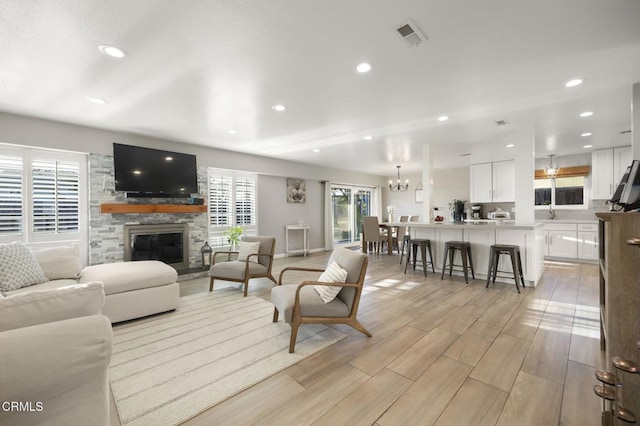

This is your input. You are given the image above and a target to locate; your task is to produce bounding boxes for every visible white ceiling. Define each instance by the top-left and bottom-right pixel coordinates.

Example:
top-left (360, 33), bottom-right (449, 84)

top-left (1, 0), bottom-right (640, 176)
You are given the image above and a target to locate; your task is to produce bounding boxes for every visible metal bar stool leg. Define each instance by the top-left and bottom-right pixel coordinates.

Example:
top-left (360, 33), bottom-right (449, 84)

top-left (449, 247), bottom-right (455, 277)
top-left (517, 250), bottom-right (526, 288)
top-left (441, 243), bottom-right (449, 280)
top-left (419, 241), bottom-right (427, 277)
top-left (466, 246), bottom-right (475, 279)
top-left (486, 249), bottom-right (495, 288)
top-left (461, 247), bottom-right (469, 284)
top-left (509, 250), bottom-right (521, 294)
top-left (427, 241), bottom-right (435, 273)
top-left (492, 250), bottom-right (500, 283)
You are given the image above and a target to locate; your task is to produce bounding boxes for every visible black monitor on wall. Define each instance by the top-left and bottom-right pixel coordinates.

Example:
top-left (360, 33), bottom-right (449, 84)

top-left (113, 143), bottom-right (198, 198)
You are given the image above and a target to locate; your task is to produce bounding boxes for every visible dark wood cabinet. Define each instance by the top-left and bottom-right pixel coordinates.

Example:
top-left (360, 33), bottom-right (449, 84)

top-left (596, 212), bottom-right (640, 418)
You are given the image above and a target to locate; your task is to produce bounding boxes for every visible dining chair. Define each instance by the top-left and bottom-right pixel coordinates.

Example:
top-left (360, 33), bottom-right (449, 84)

top-left (362, 216), bottom-right (387, 253)
top-left (271, 248), bottom-right (371, 352)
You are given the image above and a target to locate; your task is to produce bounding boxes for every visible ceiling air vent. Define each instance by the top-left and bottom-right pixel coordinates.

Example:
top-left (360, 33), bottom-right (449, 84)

top-left (495, 119), bottom-right (509, 126)
top-left (620, 130), bottom-right (632, 135)
top-left (394, 20), bottom-right (428, 47)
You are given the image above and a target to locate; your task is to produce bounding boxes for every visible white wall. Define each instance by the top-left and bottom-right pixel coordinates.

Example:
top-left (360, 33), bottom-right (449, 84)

top-left (0, 111), bottom-right (386, 255)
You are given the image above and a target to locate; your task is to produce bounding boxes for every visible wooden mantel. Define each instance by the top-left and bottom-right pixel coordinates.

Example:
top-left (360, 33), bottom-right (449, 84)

top-left (100, 204), bottom-right (207, 214)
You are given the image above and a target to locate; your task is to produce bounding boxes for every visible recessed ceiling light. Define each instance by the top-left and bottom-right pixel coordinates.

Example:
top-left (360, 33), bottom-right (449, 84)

top-left (356, 62), bottom-right (372, 73)
top-left (565, 78), bottom-right (583, 88)
top-left (581, 132), bottom-right (592, 137)
top-left (98, 44), bottom-right (127, 58)
top-left (505, 144), bottom-right (515, 148)
top-left (363, 135), bottom-right (374, 140)
top-left (165, 156), bottom-right (173, 161)
top-left (227, 129), bottom-right (238, 134)
top-left (579, 111), bottom-right (593, 117)
top-left (583, 144), bottom-right (593, 148)
top-left (86, 96), bottom-right (107, 104)
top-left (133, 170), bottom-right (141, 175)
top-left (272, 104), bottom-right (286, 112)
top-left (438, 116), bottom-right (449, 122)
top-left (312, 149), bottom-right (320, 153)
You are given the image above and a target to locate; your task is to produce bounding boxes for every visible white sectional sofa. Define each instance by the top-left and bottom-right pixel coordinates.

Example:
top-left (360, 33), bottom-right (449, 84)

top-left (1, 243), bottom-right (180, 323)
top-left (0, 282), bottom-right (112, 426)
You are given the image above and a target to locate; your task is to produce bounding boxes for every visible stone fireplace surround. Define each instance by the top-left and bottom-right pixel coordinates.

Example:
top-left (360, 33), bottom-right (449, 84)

top-left (88, 154), bottom-right (209, 270)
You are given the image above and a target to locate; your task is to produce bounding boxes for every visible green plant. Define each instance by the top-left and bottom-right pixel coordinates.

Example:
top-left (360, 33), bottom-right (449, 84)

top-left (224, 226), bottom-right (243, 248)
top-left (448, 199), bottom-right (467, 211)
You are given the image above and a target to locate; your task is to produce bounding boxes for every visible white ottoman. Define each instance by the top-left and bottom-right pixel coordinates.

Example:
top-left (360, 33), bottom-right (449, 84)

top-left (79, 260), bottom-right (179, 323)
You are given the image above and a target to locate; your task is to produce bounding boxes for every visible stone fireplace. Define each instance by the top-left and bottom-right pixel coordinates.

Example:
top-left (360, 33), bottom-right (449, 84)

top-left (123, 223), bottom-right (190, 271)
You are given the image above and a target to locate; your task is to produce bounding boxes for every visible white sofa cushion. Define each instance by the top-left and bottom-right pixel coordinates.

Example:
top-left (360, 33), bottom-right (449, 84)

top-left (31, 244), bottom-right (83, 280)
top-left (0, 282), bottom-right (105, 332)
top-left (0, 241), bottom-right (48, 292)
top-left (79, 260), bottom-right (177, 295)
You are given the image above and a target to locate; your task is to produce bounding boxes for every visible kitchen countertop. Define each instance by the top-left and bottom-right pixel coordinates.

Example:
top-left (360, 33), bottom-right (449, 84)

top-left (385, 221), bottom-right (542, 230)
top-left (536, 219), bottom-right (599, 224)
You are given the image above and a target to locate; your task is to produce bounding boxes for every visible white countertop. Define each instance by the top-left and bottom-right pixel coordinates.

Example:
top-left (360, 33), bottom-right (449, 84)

top-left (384, 221), bottom-right (542, 230)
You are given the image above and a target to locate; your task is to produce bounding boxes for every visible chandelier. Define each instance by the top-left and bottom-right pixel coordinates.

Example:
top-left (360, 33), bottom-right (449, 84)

top-left (546, 154), bottom-right (558, 177)
top-left (389, 165), bottom-right (409, 191)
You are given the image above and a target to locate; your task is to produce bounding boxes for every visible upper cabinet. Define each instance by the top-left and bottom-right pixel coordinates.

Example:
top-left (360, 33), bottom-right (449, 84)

top-left (470, 160), bottom-right (515, 203)
top-left (592, 146), bottom-right (632, 200)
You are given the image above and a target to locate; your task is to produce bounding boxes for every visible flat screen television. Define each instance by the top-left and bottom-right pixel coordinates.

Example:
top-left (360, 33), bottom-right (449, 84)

top-left (113, 143), bottom-right (198, 198)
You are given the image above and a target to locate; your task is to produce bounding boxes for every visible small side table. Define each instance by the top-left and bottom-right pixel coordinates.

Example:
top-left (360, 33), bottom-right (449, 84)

top-left (285, 224), bottom-right (310, 257)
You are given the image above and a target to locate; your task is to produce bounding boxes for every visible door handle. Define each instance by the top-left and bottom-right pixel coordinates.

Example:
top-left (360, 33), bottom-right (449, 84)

top-left (627, 237), bottom-right (640, 246)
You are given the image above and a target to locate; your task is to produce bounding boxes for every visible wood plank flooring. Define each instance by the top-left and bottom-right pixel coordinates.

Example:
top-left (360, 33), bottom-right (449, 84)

top-left (110, 251), bottom-right (603, 426)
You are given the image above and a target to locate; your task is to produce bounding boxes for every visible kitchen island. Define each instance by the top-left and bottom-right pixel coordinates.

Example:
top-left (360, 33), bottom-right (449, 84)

top-left (384, 221), bottom-right (544, 287)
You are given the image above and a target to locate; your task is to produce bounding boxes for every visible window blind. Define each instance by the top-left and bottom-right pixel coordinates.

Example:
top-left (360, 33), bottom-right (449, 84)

top-left (0, 156), bottom-right (23, 234)
top-left (32, 160), bottom-right (80, 233)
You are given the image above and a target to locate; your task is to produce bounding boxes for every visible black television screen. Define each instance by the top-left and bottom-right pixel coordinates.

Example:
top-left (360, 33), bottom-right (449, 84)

top-left (113, 143), bottom-right (198, 197)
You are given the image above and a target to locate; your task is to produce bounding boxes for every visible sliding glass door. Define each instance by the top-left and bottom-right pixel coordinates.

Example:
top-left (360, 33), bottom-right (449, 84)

top-left (331, 185), bottom-right (372, 246)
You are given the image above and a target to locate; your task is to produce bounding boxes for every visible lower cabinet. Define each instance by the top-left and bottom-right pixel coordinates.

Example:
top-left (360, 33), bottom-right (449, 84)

top-left (577, 223), bottom-right (599, 261)
top-left (542, 222), bottom-right (598, 261)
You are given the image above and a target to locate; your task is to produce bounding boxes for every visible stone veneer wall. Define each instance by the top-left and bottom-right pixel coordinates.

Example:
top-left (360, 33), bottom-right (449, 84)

top-left (88, 153), bottom-right (208, 268)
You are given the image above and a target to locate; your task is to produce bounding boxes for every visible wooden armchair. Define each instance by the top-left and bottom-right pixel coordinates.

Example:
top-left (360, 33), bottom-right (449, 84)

top-left (270, 248), bottom-right (371, 352)
top-left (208, 236), bottom-right (277, 297)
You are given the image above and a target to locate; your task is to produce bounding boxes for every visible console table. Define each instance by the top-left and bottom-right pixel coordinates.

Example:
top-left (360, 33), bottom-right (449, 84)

top-left (285, 224), bottom-right (310, 257)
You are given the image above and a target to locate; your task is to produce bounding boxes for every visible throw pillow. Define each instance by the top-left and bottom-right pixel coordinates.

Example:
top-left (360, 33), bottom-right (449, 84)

top-left (237, 241), bottom-right (261, 263)
top-left (0, 242), bottom-right (49, 292)
top-left (31, 244), bottom-right (83, 280)
top-left (314, 261), bottom-right (348, 304)
top-left (0, 282), bottom-right (105, 332)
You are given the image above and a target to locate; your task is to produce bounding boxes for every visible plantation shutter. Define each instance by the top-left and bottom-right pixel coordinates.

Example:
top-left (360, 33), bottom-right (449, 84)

top-left (208, 175), bottom-right (233, 227)
top-left (0, 156), bottom-right (23, 234)
top-left (32, 160), bottom-right (80, 233)
top-left (235, 177), bottom-right (256, 226)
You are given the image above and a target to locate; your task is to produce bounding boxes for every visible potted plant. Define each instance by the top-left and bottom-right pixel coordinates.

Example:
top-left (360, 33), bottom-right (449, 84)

top-left (448, 199), bottom-right (467, 222)
top-left (224, 226), bottom-right (243, 250)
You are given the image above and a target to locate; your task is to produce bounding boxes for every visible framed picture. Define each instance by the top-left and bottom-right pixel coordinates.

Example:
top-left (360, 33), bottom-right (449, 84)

top-left (287, 178), bottom-right (306, 203)
top-left (415, 189), bottom-right (423, 203)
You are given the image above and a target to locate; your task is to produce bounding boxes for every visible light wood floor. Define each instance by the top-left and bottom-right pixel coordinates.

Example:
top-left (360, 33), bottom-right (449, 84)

top-left (110, 251), bottom-right (604, 426)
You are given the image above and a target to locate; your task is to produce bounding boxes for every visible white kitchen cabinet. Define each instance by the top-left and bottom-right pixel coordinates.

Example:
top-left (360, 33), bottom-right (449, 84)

top-left (542, 223), bottom-right (577, 259)
top-left (592, 146), bottom-right (632, 200)
top-left (470, 160), bottom-right (515, 203)
top-left (577, 223), bottom-right (598, 261)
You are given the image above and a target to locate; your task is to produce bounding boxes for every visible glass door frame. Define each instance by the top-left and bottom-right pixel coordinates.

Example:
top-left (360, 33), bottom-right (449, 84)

top-left (331, 184), bottom-right (374, 248)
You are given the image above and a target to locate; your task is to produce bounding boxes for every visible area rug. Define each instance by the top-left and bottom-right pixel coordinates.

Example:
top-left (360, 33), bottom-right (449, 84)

top-left (109, 289), bottom-right (346, 426)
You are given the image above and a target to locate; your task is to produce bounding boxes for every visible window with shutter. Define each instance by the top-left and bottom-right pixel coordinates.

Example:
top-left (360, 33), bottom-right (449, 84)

top-left (32, 160), bottom-right (80, 233)
top-left (0, 144), bottom-right (87, 246)
top-left (0, 156), bottom-right (23, 235)
top-left (207, 170), bottom-right (257, 247)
